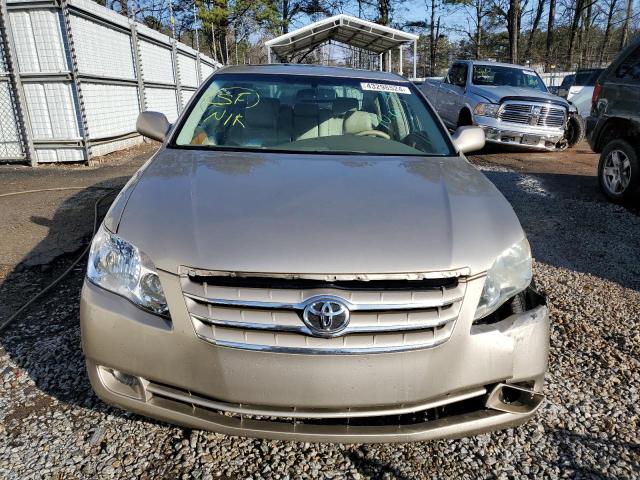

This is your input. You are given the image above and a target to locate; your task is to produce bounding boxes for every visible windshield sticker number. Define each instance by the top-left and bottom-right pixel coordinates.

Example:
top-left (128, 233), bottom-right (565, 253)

top-left (361, 83), bottom-right (411, 94)
top-left (523, 70), bottom-right (537, 76)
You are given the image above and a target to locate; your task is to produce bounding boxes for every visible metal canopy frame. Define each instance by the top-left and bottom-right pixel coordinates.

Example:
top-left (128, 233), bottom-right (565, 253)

top-left (265, 14), bottom-right (419, 78)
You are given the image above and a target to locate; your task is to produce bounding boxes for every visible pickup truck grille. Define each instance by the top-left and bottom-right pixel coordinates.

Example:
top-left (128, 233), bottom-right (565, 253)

top-left (499, 102), bottom-right (566, 128)
top-left (180, 273), bottom-right (466, 354)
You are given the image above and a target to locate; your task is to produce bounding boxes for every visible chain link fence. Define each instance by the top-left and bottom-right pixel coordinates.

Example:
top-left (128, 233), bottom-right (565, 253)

top-left (1, 0), bottom-right (220, 165)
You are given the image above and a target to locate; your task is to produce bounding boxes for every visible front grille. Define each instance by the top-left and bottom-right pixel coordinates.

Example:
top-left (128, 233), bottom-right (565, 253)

top-left (499, 102), bottom-right (566, 128)
top-left (180, 271), bottom-right (467, 354)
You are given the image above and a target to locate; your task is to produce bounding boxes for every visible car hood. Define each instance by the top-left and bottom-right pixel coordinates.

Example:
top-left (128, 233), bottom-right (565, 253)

top-left (468, 85), bottom-right (568, 106)
top-left (114, 149), bottom-right (525, 276)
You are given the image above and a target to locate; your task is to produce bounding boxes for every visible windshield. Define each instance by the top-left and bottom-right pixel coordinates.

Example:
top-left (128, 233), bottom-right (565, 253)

top-left (574, 69), bottom-right (603, 86)
top-left (471, 65), bottom-right (547, 92)
top-left (173, 73), bottom-right (454, 156)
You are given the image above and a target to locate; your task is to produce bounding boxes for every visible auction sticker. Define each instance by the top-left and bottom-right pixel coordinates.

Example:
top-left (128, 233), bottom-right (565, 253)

top-left (361, 82), bottom-right (411, 94)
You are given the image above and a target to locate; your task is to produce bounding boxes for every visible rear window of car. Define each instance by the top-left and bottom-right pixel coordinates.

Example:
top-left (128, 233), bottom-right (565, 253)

top-left (574, 69), bottom-right (603, 86)
top-left (614, 46), bottom-right (640, 82)
top-left (171, 73), bottom-right (455, 157)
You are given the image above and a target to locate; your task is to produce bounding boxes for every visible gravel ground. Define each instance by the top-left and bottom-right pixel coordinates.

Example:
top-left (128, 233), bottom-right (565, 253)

top-left (1, 147), bottom-right (639, 479)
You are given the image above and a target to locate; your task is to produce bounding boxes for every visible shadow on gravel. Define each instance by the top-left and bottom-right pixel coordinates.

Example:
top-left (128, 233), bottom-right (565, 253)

top-left (546, 429), bottom-right (640, 478)
top-left (346, 448), bottom-right (412, 480)
top-left (480, 169), bottom-right (640, 291)
top-left (0, 179), bottom-right (131, 412)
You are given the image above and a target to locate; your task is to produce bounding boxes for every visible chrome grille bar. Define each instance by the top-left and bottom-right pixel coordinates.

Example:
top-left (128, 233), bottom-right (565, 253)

top-left (183, 292), bottom-right (463, 311)
top-left (191, 312), bottom-right (454, 334)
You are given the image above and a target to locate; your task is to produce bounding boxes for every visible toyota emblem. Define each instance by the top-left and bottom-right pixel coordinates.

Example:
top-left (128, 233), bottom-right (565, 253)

top-left (302, 297), bottom-right (350, 337)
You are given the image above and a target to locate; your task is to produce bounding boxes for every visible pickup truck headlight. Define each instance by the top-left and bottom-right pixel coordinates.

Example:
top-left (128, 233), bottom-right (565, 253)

top-left (473, 103), bottom-right (501, 117)
top-left (87, 225), bottom-right (169, 316)
top-left (474, 238), bottom-right (532, 320)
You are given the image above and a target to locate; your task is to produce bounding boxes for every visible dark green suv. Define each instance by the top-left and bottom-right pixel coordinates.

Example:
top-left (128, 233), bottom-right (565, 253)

top-left (588, 37), bottom-right (640, 203)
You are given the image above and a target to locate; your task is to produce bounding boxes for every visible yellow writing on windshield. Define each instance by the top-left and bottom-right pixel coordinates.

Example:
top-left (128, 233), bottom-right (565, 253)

top-left (201, 87), bottom-right (260, 129)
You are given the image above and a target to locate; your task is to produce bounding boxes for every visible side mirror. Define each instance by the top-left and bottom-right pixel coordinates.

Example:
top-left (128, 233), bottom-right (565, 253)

top-left (136, 111), bottom-right (171, 142)
top-left (452, 126), bottom-right (485, 154)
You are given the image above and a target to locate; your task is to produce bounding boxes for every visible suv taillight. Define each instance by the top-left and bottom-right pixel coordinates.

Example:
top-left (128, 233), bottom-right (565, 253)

top-left (592, 81), bottom-right (602, 108)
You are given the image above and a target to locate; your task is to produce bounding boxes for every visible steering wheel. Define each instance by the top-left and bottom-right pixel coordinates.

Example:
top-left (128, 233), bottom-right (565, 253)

top-left (356, 130), bottom-right (391, 140)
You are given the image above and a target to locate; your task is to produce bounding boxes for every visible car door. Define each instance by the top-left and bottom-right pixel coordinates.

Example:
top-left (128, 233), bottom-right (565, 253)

top-left (605, 45), bottom-right (640, 121)
top-left (437, 63), bottom-right (468, 127)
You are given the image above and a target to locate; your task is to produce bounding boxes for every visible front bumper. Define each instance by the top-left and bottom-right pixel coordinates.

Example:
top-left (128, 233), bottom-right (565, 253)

top-left (475, 117), bottom-right (565, 151)
top-left (81, 272), bottom-right (550, 443)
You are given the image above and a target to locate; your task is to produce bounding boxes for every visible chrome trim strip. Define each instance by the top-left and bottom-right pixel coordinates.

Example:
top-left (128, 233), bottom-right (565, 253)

top-left (191, 313), bottom-right (453, 334)
top-left (145, 382), bottom-right (488, 419)
top-left (184, 293), bottom-right (463, 311)
top-left (179, 267), bottom-right (472, 280)
top-left (194, 332), bottom-right (450, 354)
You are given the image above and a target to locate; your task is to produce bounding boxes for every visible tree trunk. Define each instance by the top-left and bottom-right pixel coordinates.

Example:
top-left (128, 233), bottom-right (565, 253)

top-left (377, 0), bottom-right (390, 25)
top-left (620, 0), bottom-right (633, 49)
top-left (429, 0), bottom-right (436, 74)
top-left (599, 0), bottom-right (617, 64)
top-left (545, 0), bottom-right (556, 70)
top-left (507, 0), bottom-right (520, 63)
top-left (566, 0), bottom-right (585, 69)
top-left (474, 0), bottom-right (483, 59)
top-left (579, 1), bottom-right (592, 67)
top-left (282, 0), bottom-right (290, 34)
top-left (524, 0), bottom-right (545, 62)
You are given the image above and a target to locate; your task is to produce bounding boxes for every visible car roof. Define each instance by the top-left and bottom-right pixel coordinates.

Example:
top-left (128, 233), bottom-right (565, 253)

top-left (215, 63), bottom-right (410, 82)
top-left (455, 60), bottom-right (534, 69)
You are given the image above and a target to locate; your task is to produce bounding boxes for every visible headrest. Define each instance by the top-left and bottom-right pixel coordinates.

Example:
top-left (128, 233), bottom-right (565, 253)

top-left (344, 111), bottom-right (373, 134)
top-left (332, 98), bottom-right (358, 115)
top-left (317, 88), bottom-right (336, 100)
top-left (293, 103), bottom-right (319, 118)
top-left (244, 98), bottom-right (279, 128)
top-left (296, 89), bottom-right (316, 100)
top-left (494, 71), bottom-right (511, 85)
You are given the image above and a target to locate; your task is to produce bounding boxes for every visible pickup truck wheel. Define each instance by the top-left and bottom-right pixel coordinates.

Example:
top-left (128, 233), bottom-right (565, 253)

top-left (565, 114), bottom-right (585, 148)
top-left (598, 139), bottom-right (639, 202)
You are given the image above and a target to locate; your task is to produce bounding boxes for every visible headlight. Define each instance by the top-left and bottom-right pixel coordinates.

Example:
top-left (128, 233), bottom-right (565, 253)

top-left (87, 225), bottom-right (169, 316)
top-left (474, 237), bottom-right (532, 320)
top-left (473, 103), bottom-right (501, 117)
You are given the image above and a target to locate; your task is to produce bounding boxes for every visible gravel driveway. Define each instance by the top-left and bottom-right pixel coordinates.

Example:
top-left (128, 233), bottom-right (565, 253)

top-left (0, 146), bottom-right (638, 479)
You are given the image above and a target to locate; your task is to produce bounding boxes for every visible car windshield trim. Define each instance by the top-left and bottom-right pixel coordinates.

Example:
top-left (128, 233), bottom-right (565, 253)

top-left (167, 143), bottom-right (455, 158)
top-left (168, 72), bottom-right (456, 157)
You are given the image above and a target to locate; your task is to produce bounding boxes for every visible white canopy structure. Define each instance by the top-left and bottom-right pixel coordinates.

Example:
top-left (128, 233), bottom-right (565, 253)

top-left (265, 14), bottom-right (419, 79)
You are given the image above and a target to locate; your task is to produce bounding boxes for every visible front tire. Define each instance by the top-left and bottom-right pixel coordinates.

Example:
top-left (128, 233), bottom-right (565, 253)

top-left (598, 139), bottom-right (639, 203)
top-left (565, 114), bottom-right (585, 148)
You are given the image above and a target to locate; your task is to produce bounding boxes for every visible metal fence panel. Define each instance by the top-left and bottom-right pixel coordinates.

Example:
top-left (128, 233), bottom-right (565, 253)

top-left (0, 80), bottom-right (24, 159)
top-left (178, 53), bottom-right (198, 88)
top-left (201, 62), bottom-right (214, 81)
top-left (181, 88), bottom-right (195, 106)
top-left (70, 14), bottom-right (135, 79)
top-left (23, 82), bottom-right (80, 139)
top-left (146, 87), bottom-right (178, 122)
top-left (82, 82), bottom-right (139, 138)
top-left (4, 0), bottom-right (220, 164)
top-left (9, 9), bottom-right (67, 73)
top-left (139, 40), bottom-right (174, 85)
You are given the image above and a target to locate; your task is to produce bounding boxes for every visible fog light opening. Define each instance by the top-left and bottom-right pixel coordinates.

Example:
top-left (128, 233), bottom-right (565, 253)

top-left (485, 383), bottom-right (544, 415)
top-left (112, 369), bottom-right (139, 386)
top-left (97, 365), bottom-right (150, 401)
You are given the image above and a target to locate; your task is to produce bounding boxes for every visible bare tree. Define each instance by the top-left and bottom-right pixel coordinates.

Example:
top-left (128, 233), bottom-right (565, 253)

top-left (507, 0), bottom-right (520, 63)
top-left (523, 0), bottom-right (544, 61)
top-left (545, 0), bottom-right (556, 70)
top-left (620, 0), bottom-right (633, 49)
top-left (429, 0), bottom-right (441, 73)
top-left (598, 0), bottom-right (618, 63)
top-left (566, 0), bottom-right (585, 69)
